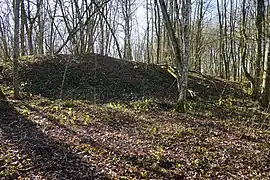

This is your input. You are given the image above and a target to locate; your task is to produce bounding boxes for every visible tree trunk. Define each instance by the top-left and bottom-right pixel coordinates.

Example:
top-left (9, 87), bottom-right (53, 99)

top-left (216, 0), bottom-right (228, 79)
top-left (0, 19), bottom-right (10, 61)
top-left (154, 0), bottom-right (161, 64)
top-left (254, 0), bottom-right (265, 98)
top-left (20, 1), bottom-right (26, 56)
top-left (158, 0), bottom-right (190, 112)
top-left (262, 40), bottom-right (270, 108)
top-left (146, 0), bottom-right (150, 63)
top-left (194, 0), bottom-right (203, 73)
top-left (158, 0), bottom-right (182, 68)
top-left (122, 0), bottom-right (133, 60)
top-left (230, 0), bottom-right (237, 81)
top-left (13, 0), bottom-right (20, 99)
top-left (177, 0), bottom-right (191, 112)
top-left (241, 0), bottom-right (255, 93)
top-left (158, 0), bottom-right (182, 104)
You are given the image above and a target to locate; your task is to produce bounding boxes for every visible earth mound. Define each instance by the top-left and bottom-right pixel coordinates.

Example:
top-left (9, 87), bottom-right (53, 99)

top-left (15, 54), bottom-right (246, 104)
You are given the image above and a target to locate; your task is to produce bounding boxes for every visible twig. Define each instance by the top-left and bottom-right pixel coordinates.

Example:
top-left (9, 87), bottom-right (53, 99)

top-left (168, 79), bottom-right (176, 91)
top-left (60, 57), bottom-right (71, 100)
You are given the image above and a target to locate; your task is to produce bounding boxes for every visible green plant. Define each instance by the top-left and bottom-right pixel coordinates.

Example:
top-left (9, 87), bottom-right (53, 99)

top-left (207, 110), bottom-right (213, 117)
top-left (177, 127), bottom-right (194, 137)
top-left (152, 146), bottom-right (164, 160)
top-left (217, 97), bottom-right (233, 107)
top-left (177, 128), bottom-right (185, 137)
top-left (132, 98), bottom-right (157, 112)
top-left (84, 114), bottom-right (92, 125)
top-left (140, 170), bottom-right (148, 178)
top-left (108, 102), bottom-right (127, 111)
top-left (60, 114), bottom-right (67, 124)
top-left (52, 105), bottom-right (60, 111)
top-left (22, 108), bottom-right (31, 117)
top-left (153, 127), bottom-right (158, 134)
top-left (217, 97), bottom-right (224, 106)
top-left (176, 162), bottom-right (182, 168)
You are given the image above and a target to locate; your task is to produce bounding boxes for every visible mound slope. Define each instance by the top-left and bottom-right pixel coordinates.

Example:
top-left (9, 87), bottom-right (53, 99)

top-left (17, 54), bottom-right (246, 103)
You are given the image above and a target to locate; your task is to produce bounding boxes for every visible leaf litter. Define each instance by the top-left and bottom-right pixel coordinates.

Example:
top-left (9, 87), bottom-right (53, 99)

top-left (0, 54), bottom-right (269, 179)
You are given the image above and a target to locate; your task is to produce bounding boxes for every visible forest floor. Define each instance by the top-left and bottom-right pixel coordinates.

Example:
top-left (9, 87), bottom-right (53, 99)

top-left (0, 54), bottom-right (269, 179)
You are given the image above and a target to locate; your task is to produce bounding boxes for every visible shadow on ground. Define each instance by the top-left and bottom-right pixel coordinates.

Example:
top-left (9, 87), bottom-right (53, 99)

top-left (0, 93), bottom-right (105, 179)
top-left (0, 92), bottom-right (185, 179)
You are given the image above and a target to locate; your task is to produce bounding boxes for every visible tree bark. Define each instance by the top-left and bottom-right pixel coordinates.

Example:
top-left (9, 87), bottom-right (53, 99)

top-left (241, 0), bottom-right (255, 93)
top-left (177, 0), bottom-right (191, 112)
top-left (254, 0), bottom-right (265, 98)
top-left (13, 0), bottom-right (20, 99)
top-left (158, 0), bottom-right (190, 112)
top-left (37, 0), bottom-right (44, 54)
top-left (262, 40), bottom-right (270, 108)
top-left (154, 0), bottom-right (161, 64)
top-left (158, 0), bottom-right (182, 68)
top-left (194, 0), bottom-right (203, 73)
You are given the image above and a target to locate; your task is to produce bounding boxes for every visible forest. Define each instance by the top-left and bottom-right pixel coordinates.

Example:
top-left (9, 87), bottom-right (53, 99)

top-left (0, 0), bottom-right (269, 179)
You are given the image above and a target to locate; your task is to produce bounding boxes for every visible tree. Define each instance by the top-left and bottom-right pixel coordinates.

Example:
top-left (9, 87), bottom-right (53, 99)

top-left (24, 0), bottom-right (38, 55)
top-left (216, 0), bottom-right (229, 79)
top-left (262, 36), bottom-right (270, 108)
top-left (120, 0), bottom-right (136, 60)
top-left (46, 0), bottom-right (58, 54)
top-left (253, 0), bottom-right (265, 98)
top-left (178, 0), bottom-right (191, 111)
top-left (37, 0), bottom-right (44, 54)
top-left (240, 0), bottom-right (255, 94)
top-left (229, 0), bottom-right (238, 81)
top-left (0, 16), bottom-right (10, 62)
top-left (157, 0), bottom-right (181, 67)
top-left (194, 0), bottom-right (204, 73)
top-left (158, 0), bottom-right (191, 112)
top-left (13, 0), bottom-right (20, 99)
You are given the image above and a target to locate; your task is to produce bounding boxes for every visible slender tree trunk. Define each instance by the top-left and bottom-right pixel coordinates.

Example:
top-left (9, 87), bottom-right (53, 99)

top-left (230, 0), bottom-right (237, 81)
top-left (262, 40), bottom-right (270, 108)
top-left (146, 0), bottom-right (150, 63)
top-left (92, 0), bottom-right (122, 59)
top-left (261, 2), bottom-right (270, 93)
top-left (158, 0), bottom-right (190, 112)
top-left (194, 0), bottom-right (203, 73)
top-left (154, 0), bottom-right (161, 64)
top-left (37, 0), bottom-right (44, 54)
top-left (48, 1), bottom-right (58, 54)
top-left (13, 0), bottom-right (20, 99)
top-left (216, 0), bottom-right (226, 79)
top-left (223, 0), bottom-right (229, 80)
top-left (122, 0), bottom-right (133, 60)
top-left (26, 0), bottom-right (35, 55)
top-left (158, 0), bottom-right (182, 68)
top-left (241, 0), bottom-right (255, 92)
top-left (254, 0), bottom-right (265, 98)
top-left (0, 19), bottom-right (10, 61)
top-left (20, 1), bottom-right (26, 56)
top-left (178, 0), bottom-right (191, 111)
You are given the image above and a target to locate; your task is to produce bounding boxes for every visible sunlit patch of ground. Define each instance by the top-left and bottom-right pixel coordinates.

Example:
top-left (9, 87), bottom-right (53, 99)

top-left (1, 54), bottom-right (269, 179)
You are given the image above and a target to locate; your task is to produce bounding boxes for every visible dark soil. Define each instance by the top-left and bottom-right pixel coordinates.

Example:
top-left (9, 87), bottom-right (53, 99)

top-left (1, 54), bottom-right (269, 179)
